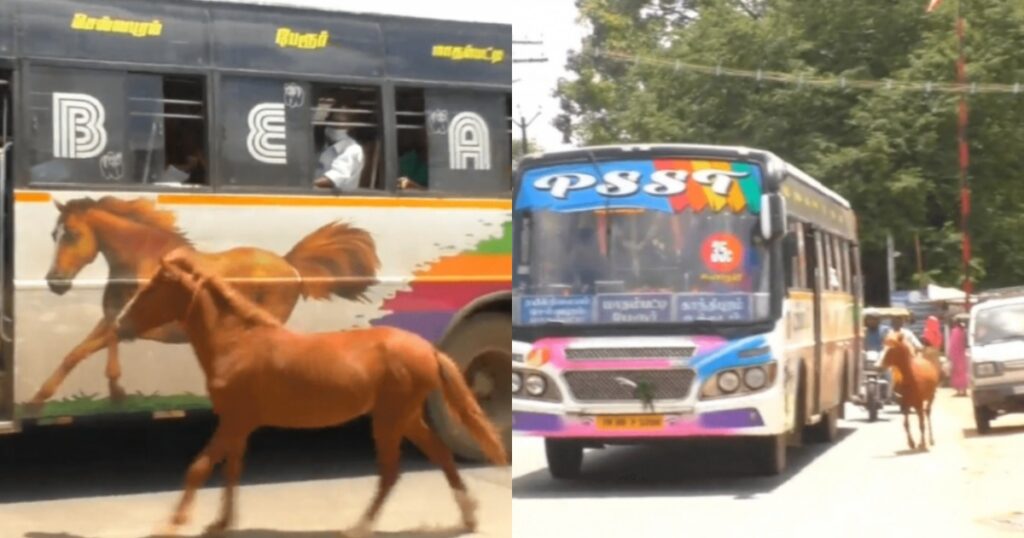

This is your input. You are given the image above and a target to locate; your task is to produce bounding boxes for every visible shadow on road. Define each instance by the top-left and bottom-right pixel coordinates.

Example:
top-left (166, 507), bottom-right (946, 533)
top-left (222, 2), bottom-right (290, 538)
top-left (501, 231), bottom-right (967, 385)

top-left (0, 413), bottom-right (489, 504)
top-left (26, 525), bottom-right (472, 538)
top-left (512, 427), bottom-right (855, 500)
top-left (962, 424), bottom-right (1024, 438)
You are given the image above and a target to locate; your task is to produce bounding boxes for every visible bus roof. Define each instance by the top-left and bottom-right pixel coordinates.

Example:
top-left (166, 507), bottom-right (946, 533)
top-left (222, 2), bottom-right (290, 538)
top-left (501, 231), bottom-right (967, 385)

top-left (197, 0), bottom-right (509, 24)
top-left (2, 0), bottom-right (511, 88)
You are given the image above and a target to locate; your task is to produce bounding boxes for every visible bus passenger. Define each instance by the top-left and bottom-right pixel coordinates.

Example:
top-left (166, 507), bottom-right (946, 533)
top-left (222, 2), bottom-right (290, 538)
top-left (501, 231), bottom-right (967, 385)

top-left (313, 106), bottom-right (365, 192)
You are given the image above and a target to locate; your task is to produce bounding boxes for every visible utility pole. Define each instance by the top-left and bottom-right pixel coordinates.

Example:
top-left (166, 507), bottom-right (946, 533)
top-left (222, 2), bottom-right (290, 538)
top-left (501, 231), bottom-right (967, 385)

top-left (886, 233), bottom-right (901, 305)
top-left (512, 107), bottom-right (542, 155)
top-left (914, 231), bottom-right (924, 284)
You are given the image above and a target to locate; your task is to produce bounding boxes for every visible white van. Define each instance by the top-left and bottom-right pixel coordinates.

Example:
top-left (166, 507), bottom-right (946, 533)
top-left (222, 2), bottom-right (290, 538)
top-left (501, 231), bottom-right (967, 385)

top-left (968, 296), bottom-right (1024, 433)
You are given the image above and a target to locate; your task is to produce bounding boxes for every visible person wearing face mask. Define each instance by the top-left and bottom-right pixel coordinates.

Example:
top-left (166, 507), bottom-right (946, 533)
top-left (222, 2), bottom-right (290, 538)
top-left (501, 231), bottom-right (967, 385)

top-left (313, 106), bottom-right (365, 192)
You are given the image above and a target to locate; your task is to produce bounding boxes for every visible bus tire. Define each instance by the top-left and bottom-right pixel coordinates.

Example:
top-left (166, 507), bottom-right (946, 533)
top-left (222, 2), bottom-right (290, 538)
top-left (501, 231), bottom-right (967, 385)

top-left (545, 438), bottom-right (583, 480)
top-left (805, 405), bottom-right (839, 444)
top-left (752, 433), bottom-right (787, 476)
top-left (427, 312), bottom-right (512, 462)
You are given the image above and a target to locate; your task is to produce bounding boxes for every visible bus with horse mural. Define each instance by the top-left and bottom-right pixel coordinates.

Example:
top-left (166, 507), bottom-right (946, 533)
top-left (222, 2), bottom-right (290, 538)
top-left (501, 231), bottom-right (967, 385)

top-left (511, 144), bottom-right (862, 477)
top-left (0, 0), bottom-right (512, 462)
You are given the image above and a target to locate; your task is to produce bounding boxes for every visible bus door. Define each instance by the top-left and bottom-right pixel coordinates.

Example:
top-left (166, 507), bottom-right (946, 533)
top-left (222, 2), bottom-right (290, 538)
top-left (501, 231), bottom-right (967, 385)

top-left (811, 230), bottom-right (825, 417)
top-left (0, 71), bottom-right (11, 425)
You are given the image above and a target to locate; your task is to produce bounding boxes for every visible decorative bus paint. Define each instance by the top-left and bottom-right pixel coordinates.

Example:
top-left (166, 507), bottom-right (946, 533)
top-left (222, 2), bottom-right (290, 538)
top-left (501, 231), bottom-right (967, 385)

top-left (0, 0), bottom-right (512, 462)
top-left (511, 144), bottom-right (861, 477)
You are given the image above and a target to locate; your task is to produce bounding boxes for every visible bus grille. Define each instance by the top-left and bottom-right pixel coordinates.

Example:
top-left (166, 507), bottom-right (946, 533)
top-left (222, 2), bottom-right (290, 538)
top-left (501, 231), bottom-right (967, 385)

top-left (562, 369), bottom-right (696, 401)
top-left (565, 347), bottom-right (696, 360)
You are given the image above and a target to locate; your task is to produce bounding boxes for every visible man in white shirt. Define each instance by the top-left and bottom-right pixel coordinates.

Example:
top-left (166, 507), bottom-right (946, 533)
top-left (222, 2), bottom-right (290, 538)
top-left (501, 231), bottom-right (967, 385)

top-left (313, 108), bottom-right (364, 191)
top-left (891, 315), bottom-right (924, 352)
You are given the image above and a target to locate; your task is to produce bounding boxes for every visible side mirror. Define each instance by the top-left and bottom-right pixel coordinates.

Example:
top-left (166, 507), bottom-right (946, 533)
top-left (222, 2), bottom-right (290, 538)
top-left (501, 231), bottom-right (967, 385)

top-left (760, 193), bottom-right (787, 241)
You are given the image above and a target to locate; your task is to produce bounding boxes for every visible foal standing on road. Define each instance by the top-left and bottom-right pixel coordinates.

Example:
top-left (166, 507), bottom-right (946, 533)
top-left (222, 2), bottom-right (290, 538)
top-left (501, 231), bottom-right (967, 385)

top-left (880, 331), bottom-right (940, 451)
top-left (114, 248), bottom-right (508, 537)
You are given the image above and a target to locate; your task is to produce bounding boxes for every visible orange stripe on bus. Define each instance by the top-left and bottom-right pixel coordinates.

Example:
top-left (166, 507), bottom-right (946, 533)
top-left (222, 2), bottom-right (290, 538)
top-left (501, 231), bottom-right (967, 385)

top-left (14, 191), bottom-right (51, 202)
top-left (156, 193), bottom-right (512, 210)
top-left (414, 254), bottom-right (511, 278)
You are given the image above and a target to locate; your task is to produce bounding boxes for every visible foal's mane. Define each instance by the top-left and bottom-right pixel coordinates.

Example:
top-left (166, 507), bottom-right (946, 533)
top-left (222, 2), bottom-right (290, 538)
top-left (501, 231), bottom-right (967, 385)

top-left (189, 268), bottom-right (283, 329)
top-left (65, 197), bottom-right (193, 246)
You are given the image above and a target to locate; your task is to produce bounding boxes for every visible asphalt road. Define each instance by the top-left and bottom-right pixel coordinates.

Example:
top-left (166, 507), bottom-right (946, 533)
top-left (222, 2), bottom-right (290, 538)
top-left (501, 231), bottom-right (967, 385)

top-left (512, 389), bottom-right (1024, 537)
top-left (0, 414), bottom-right (511, 538)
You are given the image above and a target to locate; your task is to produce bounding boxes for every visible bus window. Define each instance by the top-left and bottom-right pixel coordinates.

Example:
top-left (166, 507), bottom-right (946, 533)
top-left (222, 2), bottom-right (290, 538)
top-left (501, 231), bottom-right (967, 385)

top-left (1, 72), bottom-right (10, 182)
top-left (423, 89), bottom-right (511, 195)
top-left (310, 84), bottom-right (383, 191)
top-left (127, 74), bottom-right (207, 186)
top-left (219, 77), bottom-right (312, 189)
top-left (803, 225), bottom-right (818, 290)
top-left (793, 221), bottom-right (810, 289)
top-left (395, 87), bottom-right (429, 191)
top-left (506, 93), bottom-right (513, 188)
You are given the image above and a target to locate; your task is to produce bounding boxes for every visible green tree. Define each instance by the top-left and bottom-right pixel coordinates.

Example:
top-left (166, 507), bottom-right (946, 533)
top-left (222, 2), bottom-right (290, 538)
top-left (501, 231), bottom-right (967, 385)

top-left (556, 0), bottom-right (1024, 297)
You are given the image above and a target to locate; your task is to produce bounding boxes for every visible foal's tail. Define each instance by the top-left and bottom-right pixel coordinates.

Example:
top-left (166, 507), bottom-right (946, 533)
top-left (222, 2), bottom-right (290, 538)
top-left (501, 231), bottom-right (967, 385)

top-left (435, 350), bottom-right (509, 466)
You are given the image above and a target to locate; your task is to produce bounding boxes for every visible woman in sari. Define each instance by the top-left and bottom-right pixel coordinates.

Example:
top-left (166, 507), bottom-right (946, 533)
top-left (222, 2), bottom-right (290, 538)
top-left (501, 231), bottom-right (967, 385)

top-left (948, 315), bottom-right (969, 397)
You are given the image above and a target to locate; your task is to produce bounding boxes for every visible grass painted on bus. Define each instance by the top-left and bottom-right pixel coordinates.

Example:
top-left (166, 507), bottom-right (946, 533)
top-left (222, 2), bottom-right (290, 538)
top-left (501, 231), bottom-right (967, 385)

top-left (20, 392), bottom-right (211, 419)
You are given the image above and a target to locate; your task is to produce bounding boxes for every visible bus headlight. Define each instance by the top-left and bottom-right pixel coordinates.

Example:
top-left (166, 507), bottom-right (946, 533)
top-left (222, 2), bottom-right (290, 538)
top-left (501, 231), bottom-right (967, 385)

top-left (512, 371), bottom-right (523, 394)
top-left (744, 367), bottom-right (767, 390)
top-left (525, 374), bottom-right (547, 396)
top-left (717, 370), bottom-right (741, 393)
top-left (701, 362), bottom-right (778, 400)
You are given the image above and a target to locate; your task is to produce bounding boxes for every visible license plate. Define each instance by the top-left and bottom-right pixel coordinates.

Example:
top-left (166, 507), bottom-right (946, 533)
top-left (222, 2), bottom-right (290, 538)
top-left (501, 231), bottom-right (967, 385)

top-left (596, 415), bottom-right (664, 430)
top-left (1012, 386), bottom-right (1024, 395)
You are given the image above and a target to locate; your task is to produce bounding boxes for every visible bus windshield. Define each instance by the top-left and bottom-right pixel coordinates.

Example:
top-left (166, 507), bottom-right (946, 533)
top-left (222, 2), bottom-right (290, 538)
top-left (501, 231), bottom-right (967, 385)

top-left (514, 157), bottom-right (772, 326)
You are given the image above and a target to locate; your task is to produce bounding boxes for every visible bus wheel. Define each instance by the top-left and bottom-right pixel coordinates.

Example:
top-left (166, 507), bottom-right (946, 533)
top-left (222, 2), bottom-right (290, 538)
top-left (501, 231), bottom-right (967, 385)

top-left (545, 439), bottom-right (583, 480)
top-left (805, 406), bottom-right (839, 444)
top-left (751, 434), bottom-right (787, 476)
top-left (427, 312), bottom-right (512, 463)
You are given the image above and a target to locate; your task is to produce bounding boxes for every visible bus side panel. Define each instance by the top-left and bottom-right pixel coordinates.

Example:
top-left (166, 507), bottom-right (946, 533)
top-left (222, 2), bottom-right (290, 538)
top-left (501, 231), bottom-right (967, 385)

top-left (12, 191), bottom-right (510, 420)
top-left (784, 291), bottom-right (815, 428)
top-left (821, 291), bottom-right (856, 412)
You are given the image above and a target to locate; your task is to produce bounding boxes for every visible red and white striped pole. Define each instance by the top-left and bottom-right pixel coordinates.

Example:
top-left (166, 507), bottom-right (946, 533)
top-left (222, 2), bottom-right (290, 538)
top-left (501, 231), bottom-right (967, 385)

top-left (928, 0), bottom-right (972, 312)
top-left (956, 1), bottom-right (972, 312)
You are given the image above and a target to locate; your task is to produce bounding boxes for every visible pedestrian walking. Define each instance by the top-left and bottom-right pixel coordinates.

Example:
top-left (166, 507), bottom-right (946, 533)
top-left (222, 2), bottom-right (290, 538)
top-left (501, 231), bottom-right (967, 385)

top-left (949, 314), bottom-right (969, 396)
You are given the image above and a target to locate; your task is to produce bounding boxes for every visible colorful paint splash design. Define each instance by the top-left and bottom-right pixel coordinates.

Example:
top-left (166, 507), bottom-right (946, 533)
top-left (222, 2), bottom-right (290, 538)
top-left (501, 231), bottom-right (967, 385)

top-left (657, 160), bottom-right (762, 214)
top-left (371, 221), bottom-right (512, 341)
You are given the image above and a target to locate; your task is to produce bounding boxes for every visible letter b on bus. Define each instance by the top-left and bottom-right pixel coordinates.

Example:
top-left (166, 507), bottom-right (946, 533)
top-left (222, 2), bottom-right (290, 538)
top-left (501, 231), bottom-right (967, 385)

top-left (52, 92), bottom-right (108, 159)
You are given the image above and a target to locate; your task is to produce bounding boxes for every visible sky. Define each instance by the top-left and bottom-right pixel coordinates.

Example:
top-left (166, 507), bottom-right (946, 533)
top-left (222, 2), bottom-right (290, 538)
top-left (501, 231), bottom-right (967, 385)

top-left (512, 0), bottom-right (587, 152)
top-left (209, 0), bottom-right (584, 151)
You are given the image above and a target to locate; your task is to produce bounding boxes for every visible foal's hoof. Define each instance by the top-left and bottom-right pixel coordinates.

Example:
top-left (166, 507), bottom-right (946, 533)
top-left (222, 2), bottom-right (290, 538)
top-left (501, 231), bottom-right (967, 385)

top-left (342, 519), bottom-right (374, 538)
top-left (154, 522), bottom-right (181, 537)
top-left (455, 490), bottom-right (479, 531)
top-left (22, 400), bottom-right (45, 418)
top-left (203, 519), bottom-right (231, 536)
top-left (109, 384), bottom-right (128, 403)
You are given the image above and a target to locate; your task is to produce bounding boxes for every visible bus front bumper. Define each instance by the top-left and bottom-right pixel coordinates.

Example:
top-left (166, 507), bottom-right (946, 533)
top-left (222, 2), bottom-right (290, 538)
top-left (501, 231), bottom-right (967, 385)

top-left (512, 386), bottom-right (785, 439)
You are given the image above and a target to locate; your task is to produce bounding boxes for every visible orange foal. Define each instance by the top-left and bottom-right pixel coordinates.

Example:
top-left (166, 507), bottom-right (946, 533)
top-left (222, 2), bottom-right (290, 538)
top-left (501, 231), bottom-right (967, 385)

top-left (114, 248), bottom-right (508, 537)
top-left (880, 332), bottom-right (940, 451)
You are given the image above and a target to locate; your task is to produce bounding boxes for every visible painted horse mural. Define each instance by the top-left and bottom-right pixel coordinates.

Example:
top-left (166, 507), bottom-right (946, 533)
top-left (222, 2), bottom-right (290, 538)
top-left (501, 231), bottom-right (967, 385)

top-left (29, 196), bottom-right (380, 409)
